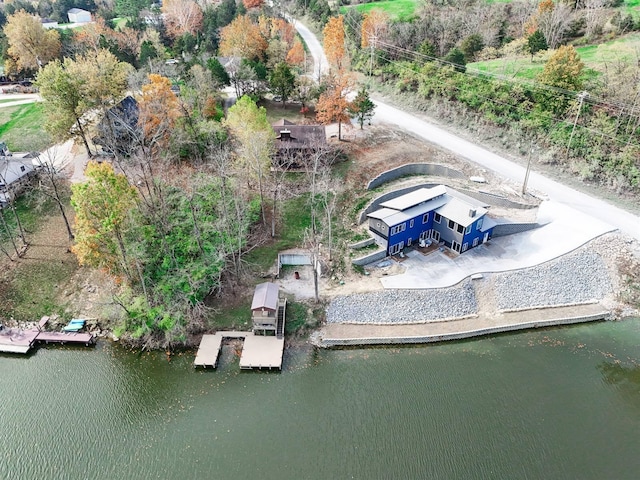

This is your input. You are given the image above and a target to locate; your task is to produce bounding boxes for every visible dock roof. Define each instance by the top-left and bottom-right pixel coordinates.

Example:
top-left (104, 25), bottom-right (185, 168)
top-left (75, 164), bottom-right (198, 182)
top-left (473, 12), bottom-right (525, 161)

top-left (251, 282), bottom-right (279, 311)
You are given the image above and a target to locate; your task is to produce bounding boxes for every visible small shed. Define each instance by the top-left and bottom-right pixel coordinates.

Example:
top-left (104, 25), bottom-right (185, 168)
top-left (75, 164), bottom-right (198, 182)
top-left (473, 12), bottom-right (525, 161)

top-left (67, 8), bottom-right (91, 23)
top-left (251, 282), bottom-right (281, 335)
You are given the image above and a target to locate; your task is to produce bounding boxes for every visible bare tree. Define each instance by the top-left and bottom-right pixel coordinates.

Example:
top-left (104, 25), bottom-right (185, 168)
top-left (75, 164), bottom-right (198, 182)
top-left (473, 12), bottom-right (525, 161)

top-left (33, 148), bottom-right (74, 241)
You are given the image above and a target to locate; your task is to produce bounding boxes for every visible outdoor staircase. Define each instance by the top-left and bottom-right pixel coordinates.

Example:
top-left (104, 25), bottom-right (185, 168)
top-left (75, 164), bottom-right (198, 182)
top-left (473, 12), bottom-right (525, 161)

top-left (276, 300), bottom-right (286, 339)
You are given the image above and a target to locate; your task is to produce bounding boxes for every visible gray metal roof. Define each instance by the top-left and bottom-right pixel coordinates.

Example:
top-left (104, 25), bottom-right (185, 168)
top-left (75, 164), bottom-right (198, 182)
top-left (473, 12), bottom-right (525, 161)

top-left (379, 185), bottom-right (446, 211)
top-left (480, 217), bottom-right (497, 232)
top-left (251, 282), bottom-right (279, 311)
top-left (435, 197), bottom-right (487, 227)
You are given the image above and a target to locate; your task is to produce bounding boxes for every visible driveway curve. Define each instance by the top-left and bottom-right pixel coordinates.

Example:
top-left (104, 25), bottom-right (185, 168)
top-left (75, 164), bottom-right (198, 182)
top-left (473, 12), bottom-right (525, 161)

top-left (293, 19), bottom-right (640, 241)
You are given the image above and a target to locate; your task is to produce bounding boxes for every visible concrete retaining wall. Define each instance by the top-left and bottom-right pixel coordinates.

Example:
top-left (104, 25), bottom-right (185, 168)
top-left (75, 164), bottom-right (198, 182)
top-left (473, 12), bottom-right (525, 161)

top-left (367, 164), bottom-right (465, 190)
top-left (352, 249), bottom-right (387, 266)
top-left (456, 189), bottom-right (538, 209)
top-left (349, 238), bottom-right (375, 249)
top-left (318, 312), bottom-right (608, 347)
top-left (492, 222), bottom-right (543, 237)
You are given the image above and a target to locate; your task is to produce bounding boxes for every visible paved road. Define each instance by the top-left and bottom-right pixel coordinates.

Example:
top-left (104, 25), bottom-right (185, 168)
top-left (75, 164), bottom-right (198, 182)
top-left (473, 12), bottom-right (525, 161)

top-left (293, 19), bottom-right (640, 241)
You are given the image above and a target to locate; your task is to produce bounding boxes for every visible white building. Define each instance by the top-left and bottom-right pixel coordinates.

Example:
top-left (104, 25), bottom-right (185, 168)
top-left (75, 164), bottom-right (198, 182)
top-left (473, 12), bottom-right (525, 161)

top-left (67, 8), bottom-right (91, 23)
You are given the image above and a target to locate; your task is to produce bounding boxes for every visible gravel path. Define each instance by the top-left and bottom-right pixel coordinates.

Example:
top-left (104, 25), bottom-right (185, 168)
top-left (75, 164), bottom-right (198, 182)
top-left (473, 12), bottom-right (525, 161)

top-left (326, 281), bottom-right (477, 324)
top-left (495, 250), bottom-right (612, 311)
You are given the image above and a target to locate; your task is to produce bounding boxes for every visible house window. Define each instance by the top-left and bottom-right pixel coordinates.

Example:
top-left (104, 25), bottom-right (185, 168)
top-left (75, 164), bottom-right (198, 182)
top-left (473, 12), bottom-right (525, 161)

top-left (434, 213), bottom-right (441, 223)
top-left (456, 224), bottom-right (464, 234)
top-left (462, 242), bottom-right (468, 252)
top-left (390, 223), bottom-right (406, 235)
top-left (376, 222), bottom-right (381, 228)
top-left (465, 225), bottom-right (471, 234)
top-left (20, 166), bottom-right (25, 172)
top-left (476, 218), bottom-right (483, 231)
top-left (422, 213), bottom-right (429, 224)
top-left (410, 219), bottom-right (414, 228)
top-left (448, 219), bottom-right (455, 230)
top-left (473, 237), bottom-right (479, 247)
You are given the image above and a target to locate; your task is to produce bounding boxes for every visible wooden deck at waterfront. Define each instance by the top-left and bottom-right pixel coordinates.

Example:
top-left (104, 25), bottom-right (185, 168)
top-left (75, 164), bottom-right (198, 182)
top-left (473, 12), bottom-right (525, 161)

top-left (194, 331), bottom-right (284, 370)
top-left (0, 324), bottom-right (95, 354)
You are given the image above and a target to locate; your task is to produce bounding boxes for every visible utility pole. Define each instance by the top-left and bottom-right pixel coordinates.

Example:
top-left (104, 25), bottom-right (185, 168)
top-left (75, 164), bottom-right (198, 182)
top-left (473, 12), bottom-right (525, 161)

top-left (369, 35), bottom-right (376, 78)
top-left (522, 141), bottom-right (533, 196)
top-left (565, 90), bottom-right (589, 160)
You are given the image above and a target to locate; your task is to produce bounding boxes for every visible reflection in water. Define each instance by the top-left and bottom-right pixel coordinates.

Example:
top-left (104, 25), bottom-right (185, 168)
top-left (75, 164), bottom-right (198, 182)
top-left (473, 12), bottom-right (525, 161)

top-left (1, 319), bottom-right (640, 479)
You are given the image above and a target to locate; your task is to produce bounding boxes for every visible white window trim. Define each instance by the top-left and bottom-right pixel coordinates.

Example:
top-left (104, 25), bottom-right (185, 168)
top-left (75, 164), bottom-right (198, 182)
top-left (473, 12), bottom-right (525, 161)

top-left (465, 225), bottom-right (471, 234)
top-left (476, 218), bottom-right (483, 231)
top-left (422, 213), bottom-right (429, 224)
top-left (434, 213), bottom-right (441, 224)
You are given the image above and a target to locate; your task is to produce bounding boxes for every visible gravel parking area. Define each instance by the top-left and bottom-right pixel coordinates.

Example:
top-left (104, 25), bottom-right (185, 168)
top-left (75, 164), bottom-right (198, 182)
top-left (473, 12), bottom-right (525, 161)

top-left (326, 281), bottom-right (477, 324)
top-left (495, 250), bottom-right (612, 311)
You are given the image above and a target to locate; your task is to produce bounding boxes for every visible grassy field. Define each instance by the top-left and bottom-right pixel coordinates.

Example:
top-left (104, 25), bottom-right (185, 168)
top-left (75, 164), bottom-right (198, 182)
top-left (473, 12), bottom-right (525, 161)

top-left (0, 103), bottom-right (51, 152)
top-left (0, 197), bottom-right (77, 322)
top-left (469, 33), bottom-right (640, 81)
top-left (340, 0), bottom-right (418, 21)
top-left (244, 193), bottom-right (312, 273)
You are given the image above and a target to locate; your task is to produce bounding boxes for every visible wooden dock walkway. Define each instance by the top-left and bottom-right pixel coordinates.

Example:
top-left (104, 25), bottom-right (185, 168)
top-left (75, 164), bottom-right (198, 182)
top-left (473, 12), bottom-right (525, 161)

top-left (0, 326), bottom-right (95, 354)
top-left (194, 331), bottom-right (284, 370)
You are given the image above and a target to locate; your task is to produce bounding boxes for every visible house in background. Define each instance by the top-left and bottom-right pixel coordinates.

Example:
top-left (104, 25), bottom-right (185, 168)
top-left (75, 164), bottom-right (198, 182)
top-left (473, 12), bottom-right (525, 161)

top-left (367, 185), bottom-right (497, 255)
top-left (41, 18), bottom-right (59, 29)
top-left (67, 8), bottom-right (91, 23)
top-left (251, 282), bottom-right (286, 338)
top-left (0, 143), bottom-right (37, 205)
top-left (272, 119), bottom-right (327, 169)
top-left (93, 96), bottom-right (139, 156)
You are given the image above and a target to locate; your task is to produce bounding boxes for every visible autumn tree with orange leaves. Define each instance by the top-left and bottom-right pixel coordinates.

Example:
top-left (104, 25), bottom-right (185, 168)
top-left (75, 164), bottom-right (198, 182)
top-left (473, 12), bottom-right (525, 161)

top-left (286, 38), bottom-right (305, 67)
top-left (219, 15), bottom-right (268, 61)
top-left (162, 0), bottom-right (203, 39)
top-left (138, 74), bottom-right (181, 152)
top-left (316, 74), bottom-right (352, 140)
top-left (243, 0), bottom-right (264, 9)
top-left (323, 15), bottom-right (346, 71)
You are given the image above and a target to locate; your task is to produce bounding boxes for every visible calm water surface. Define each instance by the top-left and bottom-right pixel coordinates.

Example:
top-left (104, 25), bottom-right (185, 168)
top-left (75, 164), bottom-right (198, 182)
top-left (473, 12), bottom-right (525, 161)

top-left (2, 319), bottom-right (640, 479)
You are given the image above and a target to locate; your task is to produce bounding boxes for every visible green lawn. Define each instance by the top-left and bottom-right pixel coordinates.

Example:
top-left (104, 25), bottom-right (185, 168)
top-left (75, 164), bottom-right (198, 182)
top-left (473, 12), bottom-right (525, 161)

top-left (340, 0), bottom-right (418, 21)
top-left (244, 193), bottom-right (313, 272)
top-left (0, 103), bottom-right (51, 152)
top-left (469, 33), bottom-right (640, 81)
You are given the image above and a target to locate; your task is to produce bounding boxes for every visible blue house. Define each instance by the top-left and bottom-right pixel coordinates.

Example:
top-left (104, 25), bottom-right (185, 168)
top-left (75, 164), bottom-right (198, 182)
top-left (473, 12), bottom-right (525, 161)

top-left (367, 185), bottom-right (496, 255)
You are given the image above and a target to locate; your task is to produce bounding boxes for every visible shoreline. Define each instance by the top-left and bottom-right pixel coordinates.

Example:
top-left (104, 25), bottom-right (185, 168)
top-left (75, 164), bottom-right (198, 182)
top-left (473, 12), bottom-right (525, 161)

top-left (312, 231), bottom-right (640, 348)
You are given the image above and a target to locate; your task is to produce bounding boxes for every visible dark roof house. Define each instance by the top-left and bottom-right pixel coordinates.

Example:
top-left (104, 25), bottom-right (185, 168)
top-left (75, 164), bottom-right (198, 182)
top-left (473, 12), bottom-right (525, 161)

top-left (272, 119), bottom-right (327, 169)
top-left (93, 96), bottom-right (140, 156)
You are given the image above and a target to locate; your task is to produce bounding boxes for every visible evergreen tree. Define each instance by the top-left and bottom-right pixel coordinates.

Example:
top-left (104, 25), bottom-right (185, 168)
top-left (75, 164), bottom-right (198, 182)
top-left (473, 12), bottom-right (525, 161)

top-left (347, 85), bottom-right (375, 129)
top-left (527, 30), bottom-right (547, 59)
top-left (269, 62), bottom-right (296, 105)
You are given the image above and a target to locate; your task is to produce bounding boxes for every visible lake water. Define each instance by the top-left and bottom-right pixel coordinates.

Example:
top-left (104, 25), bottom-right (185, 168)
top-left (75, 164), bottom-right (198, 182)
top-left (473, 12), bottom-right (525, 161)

top-left (2, 319), bottom-right (640, 479)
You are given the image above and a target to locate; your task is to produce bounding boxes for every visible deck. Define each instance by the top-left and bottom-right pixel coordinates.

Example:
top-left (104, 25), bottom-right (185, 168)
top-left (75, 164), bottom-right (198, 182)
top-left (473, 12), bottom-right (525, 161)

top-left (194, 331), bottom-right (285, 370)
top-left (0, 324), bottom-right (95, 354)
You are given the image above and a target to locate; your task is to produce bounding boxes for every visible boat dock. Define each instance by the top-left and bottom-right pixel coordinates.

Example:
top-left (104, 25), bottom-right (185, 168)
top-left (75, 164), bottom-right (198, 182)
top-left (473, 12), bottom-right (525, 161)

top-left (0, 317), bottom-right (95, 354)
top-left (194, 331), bottom-right (285, 370)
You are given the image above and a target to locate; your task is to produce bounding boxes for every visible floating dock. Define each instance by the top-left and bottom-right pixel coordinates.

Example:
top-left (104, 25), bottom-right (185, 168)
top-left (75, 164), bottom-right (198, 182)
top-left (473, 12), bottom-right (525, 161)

top-left (194, 331), bottom-right (284, 370)
top-left (0, 325), bottom-right (95, 354)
